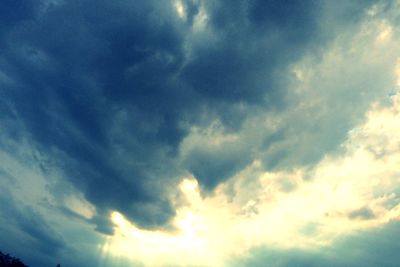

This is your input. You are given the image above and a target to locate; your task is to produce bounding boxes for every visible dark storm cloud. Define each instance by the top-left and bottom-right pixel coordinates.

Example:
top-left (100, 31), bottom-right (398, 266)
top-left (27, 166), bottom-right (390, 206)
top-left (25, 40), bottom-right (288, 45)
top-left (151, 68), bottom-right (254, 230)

top-left (184, 141), bottom-right (252, 190)
top-left (182, 0), bottom-right (318, 106)
top-left (180, 0), bottom-right (379, 186)
top-left (179, 0), bottom-right (323, 189)
top-left (1, 0), bottom-right (189, 231)
top-left (0, 0), bottom-right (35, 35)
top-left (0, 0), bottom-right (378, 235)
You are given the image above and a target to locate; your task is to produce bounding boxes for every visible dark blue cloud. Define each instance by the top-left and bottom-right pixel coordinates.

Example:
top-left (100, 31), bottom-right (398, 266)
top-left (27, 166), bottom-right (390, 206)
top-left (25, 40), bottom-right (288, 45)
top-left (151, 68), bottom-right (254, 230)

top-left (1, 0), bottom-right (189, 231)
top-left (184, 142), bottom-right (252, 190)
top-left (0, 0), bottom-right (325, 231)
top-left (0, 0), bottom-right (35, 34)
top-left (182, 0), bottom-right (318, 106)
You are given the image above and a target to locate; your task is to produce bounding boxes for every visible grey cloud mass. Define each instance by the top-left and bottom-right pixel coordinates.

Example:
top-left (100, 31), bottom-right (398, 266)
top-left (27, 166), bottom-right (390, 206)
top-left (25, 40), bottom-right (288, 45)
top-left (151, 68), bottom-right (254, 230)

top-left (0, 0), bottom-right (329, 230)
top-left (231, 222), bottom-right (400, 267)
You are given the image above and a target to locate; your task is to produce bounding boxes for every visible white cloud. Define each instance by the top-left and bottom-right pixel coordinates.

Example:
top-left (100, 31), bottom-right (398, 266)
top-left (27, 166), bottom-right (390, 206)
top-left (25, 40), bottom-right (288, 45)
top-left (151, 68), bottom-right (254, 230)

top-left (103, 90), bottom-right (400, 267)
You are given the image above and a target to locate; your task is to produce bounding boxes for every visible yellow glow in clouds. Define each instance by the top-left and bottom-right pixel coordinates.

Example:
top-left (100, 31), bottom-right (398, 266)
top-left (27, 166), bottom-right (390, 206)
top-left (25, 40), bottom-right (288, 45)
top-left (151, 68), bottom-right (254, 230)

top-left (105, 179), bottom-right (224, 267)
top-left (103, 94), bottom-right (400, 267)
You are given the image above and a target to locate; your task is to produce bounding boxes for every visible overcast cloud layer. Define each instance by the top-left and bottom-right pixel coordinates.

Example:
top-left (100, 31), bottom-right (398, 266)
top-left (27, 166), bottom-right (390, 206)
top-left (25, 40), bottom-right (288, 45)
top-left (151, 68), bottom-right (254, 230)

top-left (1, 0), bottom-right (400, 266)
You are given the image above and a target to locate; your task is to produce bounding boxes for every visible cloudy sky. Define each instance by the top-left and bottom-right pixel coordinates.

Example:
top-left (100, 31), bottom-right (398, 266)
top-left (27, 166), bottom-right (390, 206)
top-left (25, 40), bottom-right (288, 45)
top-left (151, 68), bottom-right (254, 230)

top-left (1, 0), bottom-right (400, 266)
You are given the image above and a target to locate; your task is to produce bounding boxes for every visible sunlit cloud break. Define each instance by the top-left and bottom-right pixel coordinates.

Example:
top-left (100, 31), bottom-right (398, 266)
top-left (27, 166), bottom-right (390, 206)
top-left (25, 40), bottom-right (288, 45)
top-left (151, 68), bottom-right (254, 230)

top-left (103, 91), bottom-right (400, 267)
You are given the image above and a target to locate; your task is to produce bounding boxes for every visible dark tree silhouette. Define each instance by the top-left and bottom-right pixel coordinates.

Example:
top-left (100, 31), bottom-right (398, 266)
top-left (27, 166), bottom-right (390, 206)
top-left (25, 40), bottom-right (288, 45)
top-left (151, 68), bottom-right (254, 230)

top-left (0, 251), bottom-right (28, 267)
top-left (0, 251), bottom-right (62, 267)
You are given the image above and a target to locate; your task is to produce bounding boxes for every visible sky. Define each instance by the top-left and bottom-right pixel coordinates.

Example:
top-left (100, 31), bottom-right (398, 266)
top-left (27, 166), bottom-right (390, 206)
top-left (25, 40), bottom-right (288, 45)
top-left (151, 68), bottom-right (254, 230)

top-left (0, 0), bottom-right (400, 266)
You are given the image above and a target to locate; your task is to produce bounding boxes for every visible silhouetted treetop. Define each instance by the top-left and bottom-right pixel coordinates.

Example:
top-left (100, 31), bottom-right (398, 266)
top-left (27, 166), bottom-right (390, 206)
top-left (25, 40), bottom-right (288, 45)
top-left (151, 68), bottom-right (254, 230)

top-left (0, 251), bottom-right (28, 267)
